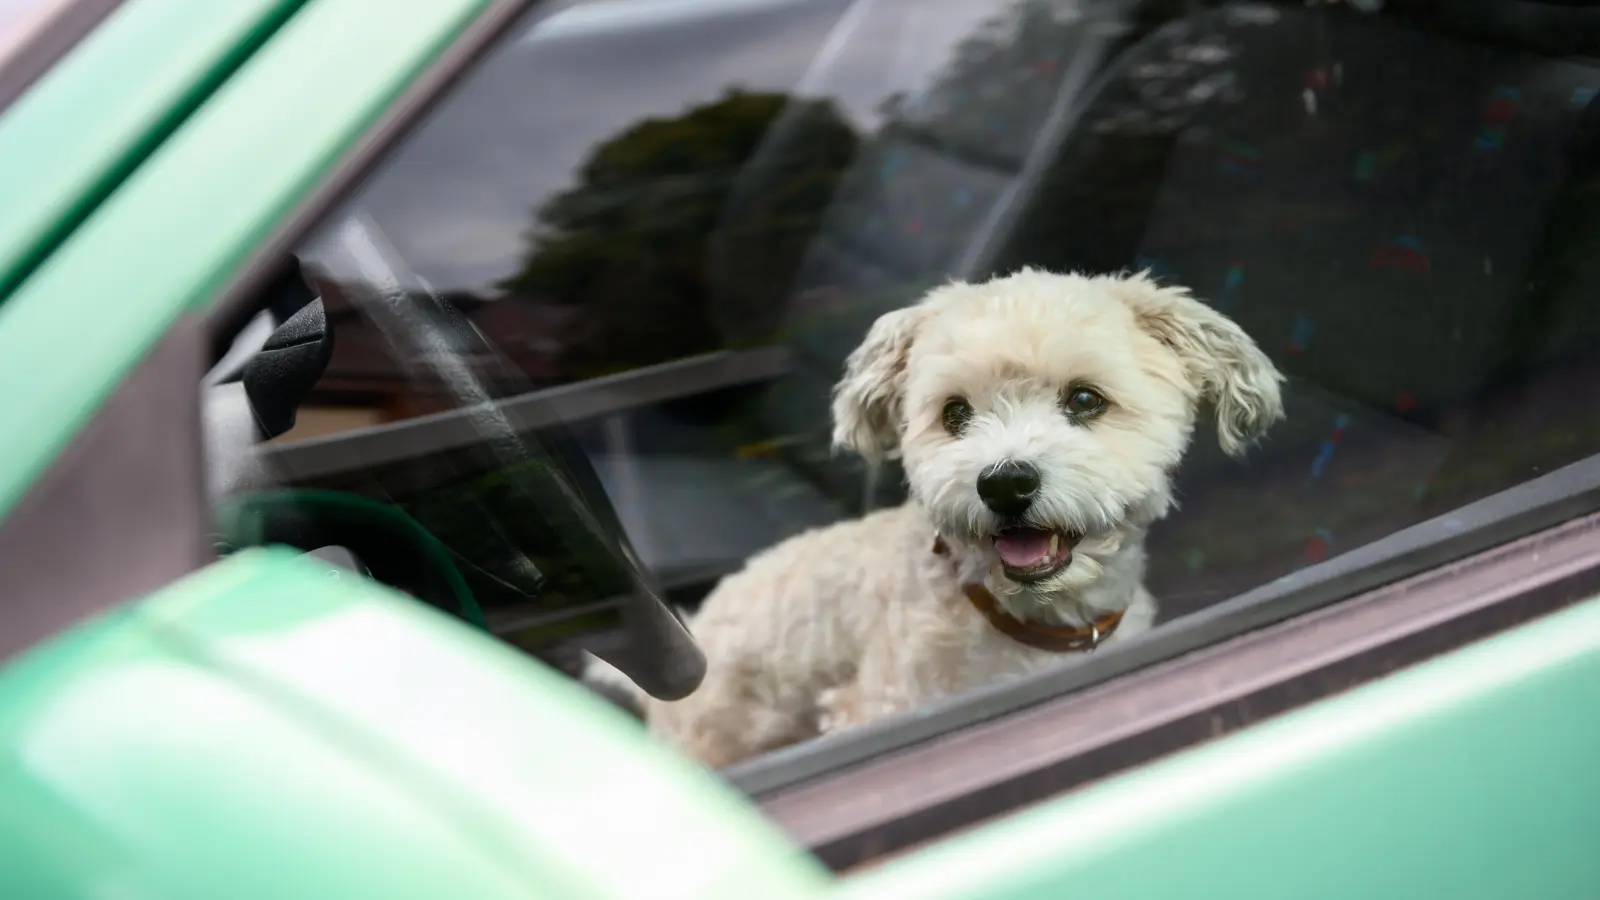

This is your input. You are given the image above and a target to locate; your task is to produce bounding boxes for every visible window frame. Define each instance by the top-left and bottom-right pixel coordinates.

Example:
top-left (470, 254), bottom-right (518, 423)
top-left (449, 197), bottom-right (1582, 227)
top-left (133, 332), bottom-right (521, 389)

top-left (205, 0), bottom-right (535, 359)
top-left (746, 504), bottom-right (1600, 869)
top-left (0, 0), bottom-right (123, 115)
top-left (726, 454), bottom-right (1600, 794)
top-left (200, 0), bottom-right (1600, 871)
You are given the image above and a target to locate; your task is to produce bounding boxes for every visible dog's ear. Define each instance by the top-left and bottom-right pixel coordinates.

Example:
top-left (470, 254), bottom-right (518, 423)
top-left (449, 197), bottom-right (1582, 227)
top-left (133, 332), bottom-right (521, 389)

top-left (832, 305), bottom-right (927, 460)
top-left (1103, 272), bottom-right (1285, 456)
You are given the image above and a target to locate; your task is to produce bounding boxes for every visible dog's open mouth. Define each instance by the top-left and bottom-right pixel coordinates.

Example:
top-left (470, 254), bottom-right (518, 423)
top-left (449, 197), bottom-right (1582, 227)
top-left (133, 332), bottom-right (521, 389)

top-left (993, 527), bottom-right (1081, 582)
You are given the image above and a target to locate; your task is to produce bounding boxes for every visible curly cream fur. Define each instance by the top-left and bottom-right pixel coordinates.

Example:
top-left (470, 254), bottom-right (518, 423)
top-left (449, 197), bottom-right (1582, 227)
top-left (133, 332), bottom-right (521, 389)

top-left (589, 269), bottom-right (1283, 767)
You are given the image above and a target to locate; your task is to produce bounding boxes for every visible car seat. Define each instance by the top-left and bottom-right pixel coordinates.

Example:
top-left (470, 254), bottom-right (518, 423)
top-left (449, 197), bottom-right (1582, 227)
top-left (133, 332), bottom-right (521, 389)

top-left (706, 0), bottom-right (1600, 619)
top-left (988, 2), bottom-right (1600, 616)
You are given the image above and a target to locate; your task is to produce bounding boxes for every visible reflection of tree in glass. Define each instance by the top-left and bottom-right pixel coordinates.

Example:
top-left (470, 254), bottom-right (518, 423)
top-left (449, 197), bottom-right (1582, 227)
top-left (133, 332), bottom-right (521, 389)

top-left (891, 0), bottom-right (1091, 162)
top-left (497, 89), bottom-right (860, 378)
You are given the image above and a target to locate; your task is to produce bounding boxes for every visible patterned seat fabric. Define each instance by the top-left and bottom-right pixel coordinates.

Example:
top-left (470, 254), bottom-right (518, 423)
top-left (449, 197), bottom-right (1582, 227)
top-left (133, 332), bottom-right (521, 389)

top-left (742, 3), bottom-right (1600, 616)
top-left (994, 5), bottom-right (1600, 614)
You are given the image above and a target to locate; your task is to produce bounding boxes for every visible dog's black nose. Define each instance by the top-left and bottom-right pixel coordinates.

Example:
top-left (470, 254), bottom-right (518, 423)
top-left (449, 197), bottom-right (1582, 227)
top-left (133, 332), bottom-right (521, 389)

top-left (977, 460), bottom-right (1040, 517)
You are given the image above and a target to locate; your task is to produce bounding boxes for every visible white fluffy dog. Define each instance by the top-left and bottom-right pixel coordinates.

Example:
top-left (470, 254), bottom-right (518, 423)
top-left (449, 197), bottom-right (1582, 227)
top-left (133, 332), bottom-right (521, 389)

top-left (589, 269), bottom-right (1284, 767)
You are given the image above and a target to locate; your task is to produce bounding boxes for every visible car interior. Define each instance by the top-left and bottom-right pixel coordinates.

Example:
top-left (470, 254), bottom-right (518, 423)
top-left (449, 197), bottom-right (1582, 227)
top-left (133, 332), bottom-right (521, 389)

top-left (198, 0), bottom-right (1600, 843)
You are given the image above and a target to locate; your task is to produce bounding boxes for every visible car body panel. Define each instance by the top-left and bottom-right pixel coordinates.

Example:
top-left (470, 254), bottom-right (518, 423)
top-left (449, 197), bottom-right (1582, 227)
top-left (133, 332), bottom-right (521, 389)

top-left (140, 547), bottom-right (828, 899)
top-left (0, 0), bottom-right (305, 300)
top-left (0, 548), bottom-right (824, 898)
top-left (838, 593), bottom-right (1600, 899)
top-left (0, 570), bottom-right (538, 900)
top-left (0, 0), bottom-right (490, 522)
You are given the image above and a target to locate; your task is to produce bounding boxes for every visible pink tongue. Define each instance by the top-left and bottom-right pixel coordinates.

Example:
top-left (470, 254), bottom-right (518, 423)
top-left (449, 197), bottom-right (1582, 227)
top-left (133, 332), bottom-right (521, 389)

top-left (995, 530), bottom-right (1053, 568)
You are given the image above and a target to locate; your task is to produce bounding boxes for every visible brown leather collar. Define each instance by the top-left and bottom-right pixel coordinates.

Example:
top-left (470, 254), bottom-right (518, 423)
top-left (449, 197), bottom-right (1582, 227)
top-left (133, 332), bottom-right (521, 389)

top-left (933, 535), bottom-right (1123, 653)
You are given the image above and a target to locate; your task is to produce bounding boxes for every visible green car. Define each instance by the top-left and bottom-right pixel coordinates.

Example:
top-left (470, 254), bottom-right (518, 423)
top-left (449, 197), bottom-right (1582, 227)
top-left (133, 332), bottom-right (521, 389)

top-left (5, 0), bottom-right (1600, 896)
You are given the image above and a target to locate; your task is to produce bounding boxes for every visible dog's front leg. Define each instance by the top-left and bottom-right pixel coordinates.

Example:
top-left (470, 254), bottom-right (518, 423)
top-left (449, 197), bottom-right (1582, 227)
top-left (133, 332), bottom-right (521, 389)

top-left (815, 684), bottom-right (865, 735)
top-left (818, 684), bottom-right (915, 735)
top-left (815, 635), bottom-right (921, 736)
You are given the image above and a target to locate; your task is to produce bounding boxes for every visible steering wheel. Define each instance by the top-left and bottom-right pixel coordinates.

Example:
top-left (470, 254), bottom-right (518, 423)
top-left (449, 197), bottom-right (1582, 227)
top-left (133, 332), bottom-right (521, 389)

top-left (214, 488), bottom-right (489, 630)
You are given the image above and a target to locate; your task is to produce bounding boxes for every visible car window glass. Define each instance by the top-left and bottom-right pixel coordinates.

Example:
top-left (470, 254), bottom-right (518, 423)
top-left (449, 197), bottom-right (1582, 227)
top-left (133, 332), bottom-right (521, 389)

top-left (219, 0), bottom-right (1600, 769)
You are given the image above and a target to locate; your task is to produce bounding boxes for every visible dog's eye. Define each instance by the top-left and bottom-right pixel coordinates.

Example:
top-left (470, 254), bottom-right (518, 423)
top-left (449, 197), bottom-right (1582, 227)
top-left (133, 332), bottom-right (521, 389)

top-left (941, 397), bottom-right (974, 436)
top-left (1062, 387), bottom-right (1108, 418)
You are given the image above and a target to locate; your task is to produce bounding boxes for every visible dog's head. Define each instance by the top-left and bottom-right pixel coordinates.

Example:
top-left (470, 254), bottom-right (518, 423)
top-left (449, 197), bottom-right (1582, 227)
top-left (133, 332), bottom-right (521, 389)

top-left (832, 269), bottom-right (1284, 597)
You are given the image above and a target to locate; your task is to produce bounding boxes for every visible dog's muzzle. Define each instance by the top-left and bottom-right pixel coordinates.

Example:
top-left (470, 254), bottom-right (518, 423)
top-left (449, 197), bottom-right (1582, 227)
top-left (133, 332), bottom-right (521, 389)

top-left (976, 460), bottom-right (1040, 517)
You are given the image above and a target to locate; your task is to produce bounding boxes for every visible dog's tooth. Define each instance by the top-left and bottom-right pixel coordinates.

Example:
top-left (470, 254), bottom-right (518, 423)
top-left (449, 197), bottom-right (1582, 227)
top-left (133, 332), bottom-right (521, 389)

top-left (1049, 533), bottom-right (1060, 555)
